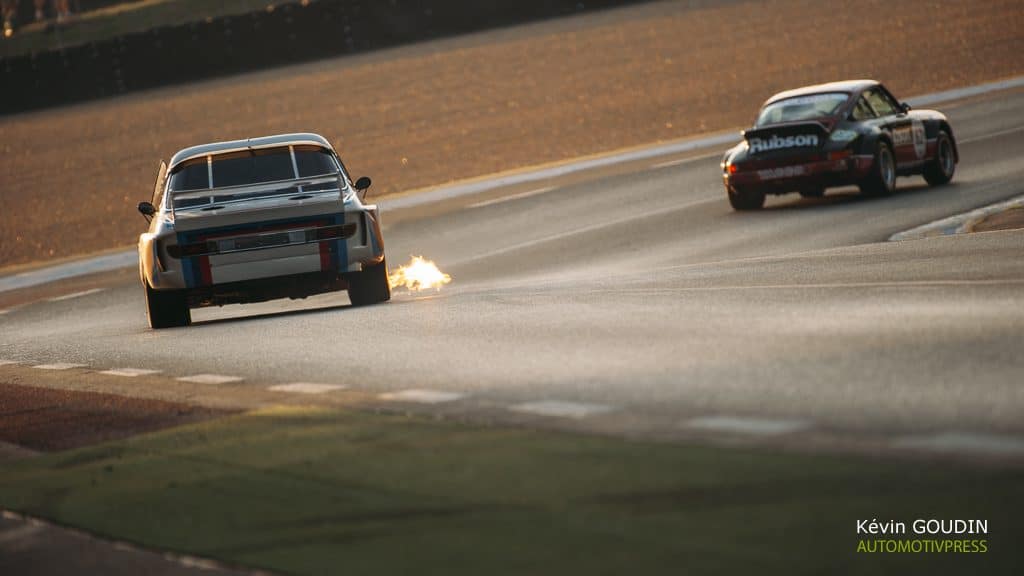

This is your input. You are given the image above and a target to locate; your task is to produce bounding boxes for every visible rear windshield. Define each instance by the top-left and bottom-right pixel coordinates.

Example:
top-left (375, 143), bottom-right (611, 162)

top-left (168, 145), bottom-right (340, 192)
top-left (755, 93), bottom-right (849, 127)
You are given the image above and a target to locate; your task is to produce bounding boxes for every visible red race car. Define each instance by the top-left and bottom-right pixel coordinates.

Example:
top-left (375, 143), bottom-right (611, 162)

top-left (721, 80), bottom-right (958, 210)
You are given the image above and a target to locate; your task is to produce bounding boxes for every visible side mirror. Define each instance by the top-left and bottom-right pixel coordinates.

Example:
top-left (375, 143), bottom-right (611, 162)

top-left (138, 201), bottom-right (156, 222)
top-left (354, 176), bottom-right (372, 201)
top-left (900, 102), bottom-right (912, 113)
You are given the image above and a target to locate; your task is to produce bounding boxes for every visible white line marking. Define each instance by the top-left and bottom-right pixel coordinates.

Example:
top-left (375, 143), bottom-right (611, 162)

top-left (378, 389), bottom-right (465, 404)
top-left (269, 382), bottom-right (348, 394)
top-left (0, 309), bottom-right (8, 315)
top-left (509, 400), bottom-right (614, 419)
top-left (48, 288), bottom-right (105, 302)
top-left (960, 124), bottom-right (1024, 144)
top-left (176, 374), bottom-right (243, 385)
top-left (0, 251), bottom-right (136, 294)
top-left (32, 363), bottom-right (86, 370)
top-left (99, 368), bottom-right (161, 378)
top-left (893, 432), bottom-right (1024, 457)
top-left (468, 187), bottom-right (554, 209)
top-left (0, 360), bottom-right (21, 366)
top-left (650, 154), bottom-right (713, 169)
top-left (684, 416), bottom-right (811, 436)
top-left (905, 75), bottom-right (1024, 107)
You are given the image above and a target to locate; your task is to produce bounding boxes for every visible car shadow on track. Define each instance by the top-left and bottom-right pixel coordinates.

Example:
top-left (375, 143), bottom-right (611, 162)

top-left (762, 180), bottom-right (945, 211)
top-left (186, 298), bottom-right (424, 328)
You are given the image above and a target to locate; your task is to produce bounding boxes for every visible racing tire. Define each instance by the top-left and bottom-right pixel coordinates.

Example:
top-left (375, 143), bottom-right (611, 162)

top-left (922, 131), bottom-right (956, 187)
top-left (348, 257), bottom-right (391, 307)
top-left (145, 284), bottom-right (191, 329)
top-left (727, 186), bottom-right (766, 211)
top-left (859, 141), bottom-right (896, 197)
top-left (799, 188), bottom-right (826, 198)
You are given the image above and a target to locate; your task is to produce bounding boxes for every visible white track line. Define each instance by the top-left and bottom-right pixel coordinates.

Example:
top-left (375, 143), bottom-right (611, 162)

top-left (509, 400), bottom-right (614, 419)
top-left (378, 389), bottom-right (465, 404)
top-left (48, 288), bottom-right (105, 302)
top-left (468, 187), bottom-right (554, 209)
top-left (32, 362), bottom-right (86, 370)
top-left (893, 432), bottom-right (1024, 457)
top-left (0, 360), bottom-right (21, 366)
top-left (684, 416), bottom-right (811, 436)
top-left (176, 374), bottom-right (243, 385)
top-left (268, 382), bottom-right (348, 394)
top-left (99, 368), bottom-right (161, 377)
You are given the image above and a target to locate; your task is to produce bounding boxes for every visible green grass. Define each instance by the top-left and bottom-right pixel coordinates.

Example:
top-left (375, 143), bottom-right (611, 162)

top-left (1, 0), bottom-right (295, 58)
top-left (1, 405), bottom-right (1021, 575)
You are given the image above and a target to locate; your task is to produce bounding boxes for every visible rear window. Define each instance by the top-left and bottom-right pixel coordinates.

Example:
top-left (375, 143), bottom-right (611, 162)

top-left (168, 145), bottom-right (341, 192)
top-left (168, 158), bottom-right (209, 192)
top-left (211, 147), bottom-right (295, 188)
top-left (294, 145), bottom-right (339, 177)
top-left (755, 93), bottom-right (849, 127)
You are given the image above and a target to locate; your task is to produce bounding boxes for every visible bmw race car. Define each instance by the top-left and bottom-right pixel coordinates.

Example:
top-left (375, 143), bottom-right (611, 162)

top-left (137, 133), bottom-right (389, 329)
top-left (721, 80), bottom-right (958, 210)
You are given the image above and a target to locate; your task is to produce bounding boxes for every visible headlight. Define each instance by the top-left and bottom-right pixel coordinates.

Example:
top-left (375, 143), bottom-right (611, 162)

top-left (830, 129), bottom-right (858, 143)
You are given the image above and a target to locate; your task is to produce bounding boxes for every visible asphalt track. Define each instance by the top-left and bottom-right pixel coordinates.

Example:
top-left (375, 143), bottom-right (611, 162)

top-left (2, 88), bottom-right (1024, 455)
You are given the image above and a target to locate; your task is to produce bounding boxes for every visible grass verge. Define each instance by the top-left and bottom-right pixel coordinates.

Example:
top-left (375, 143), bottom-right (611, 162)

top-left (1, 405), bottom-right (1021, 575)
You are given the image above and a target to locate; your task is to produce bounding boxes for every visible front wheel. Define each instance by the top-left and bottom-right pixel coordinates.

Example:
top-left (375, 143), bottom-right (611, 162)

top-left (923, 131), bottom-right (956, 186)
top-left (348, 258), bottom-right (391, 307)
top-left (145, 284), bottom-right (191, 329)
top-left (727, 186), bottom-right (766, 211)
top-left (859, 141), bottom-right (896, 197)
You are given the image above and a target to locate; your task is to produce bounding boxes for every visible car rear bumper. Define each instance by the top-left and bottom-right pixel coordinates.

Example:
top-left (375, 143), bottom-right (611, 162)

top-left (724, 154), bottom-right (874, 194)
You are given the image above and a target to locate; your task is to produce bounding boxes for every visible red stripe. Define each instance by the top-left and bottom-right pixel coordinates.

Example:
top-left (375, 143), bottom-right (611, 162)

top-left (198, 255), bottom-right (212, 285)
top-left (319, 241), bottom-right (331, 271)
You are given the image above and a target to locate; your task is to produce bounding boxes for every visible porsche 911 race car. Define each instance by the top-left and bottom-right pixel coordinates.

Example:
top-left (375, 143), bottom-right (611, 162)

top-left (721, 80), bottom-right (958, 210)
top-left (137, 133), bottom-right (389, 329)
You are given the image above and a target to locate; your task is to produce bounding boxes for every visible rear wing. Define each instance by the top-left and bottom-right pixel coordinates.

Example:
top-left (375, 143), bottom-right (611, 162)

top-left (169, 174), bottom-right (348, 214)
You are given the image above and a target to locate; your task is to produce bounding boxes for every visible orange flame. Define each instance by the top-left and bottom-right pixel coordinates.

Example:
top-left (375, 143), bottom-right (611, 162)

top-left (388, 256), bottom-right (452, 292)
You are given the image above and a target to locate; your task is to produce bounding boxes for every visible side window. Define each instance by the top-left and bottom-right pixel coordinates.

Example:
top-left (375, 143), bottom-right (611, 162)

top-left (851, 96), bottom-right (876, 121)
top-left (865, 89), bottom-right (897, 117)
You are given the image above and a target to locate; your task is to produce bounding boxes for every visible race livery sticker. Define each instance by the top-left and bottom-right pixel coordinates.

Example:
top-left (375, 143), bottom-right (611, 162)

top-left (893, 119), bottom-right (927, 159)
top-left (747, 134), bottom-right (819, 154)
top-left (912, 118), bottom-right (926, 159)
top-left (757, 165), bottom-right (806, 180)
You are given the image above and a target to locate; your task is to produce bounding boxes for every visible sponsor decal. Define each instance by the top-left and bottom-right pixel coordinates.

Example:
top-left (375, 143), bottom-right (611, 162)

top-left (912, 119), bottom-right (926, 159)
top-left (757, 165), bottom-right (806, 180)
top-left (748, 134), bottom-right (819, 154)
top-left (893, 119), bottom-right (927, 159)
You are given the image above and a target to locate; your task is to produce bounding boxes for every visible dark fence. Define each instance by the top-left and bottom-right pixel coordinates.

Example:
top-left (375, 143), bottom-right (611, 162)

top-left (1, 0), bottom-right (647, 114)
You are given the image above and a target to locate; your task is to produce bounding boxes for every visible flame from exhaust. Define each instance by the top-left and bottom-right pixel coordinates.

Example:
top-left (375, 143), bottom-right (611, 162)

top-left (388, 256), bottom-right (452, 292)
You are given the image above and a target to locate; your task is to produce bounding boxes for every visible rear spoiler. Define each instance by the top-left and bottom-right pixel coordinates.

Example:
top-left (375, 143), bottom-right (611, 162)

top-left (742, 122), bottom-right (829, 154)
top-left (170, 174), bottom-right (347, 213)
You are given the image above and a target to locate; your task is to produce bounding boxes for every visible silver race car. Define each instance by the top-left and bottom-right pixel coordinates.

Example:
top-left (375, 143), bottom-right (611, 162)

top-left (137, 133), bottom-right (389, 329)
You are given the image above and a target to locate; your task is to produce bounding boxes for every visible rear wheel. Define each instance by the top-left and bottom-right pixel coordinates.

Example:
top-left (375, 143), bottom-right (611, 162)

top-left (727, 186), bottom-right (766, 211)
top-left (145, 284), bottom-right (191, 329)
top-left (859, 141), bottom-right (896, 197)
top-left (923, 131), bottom-right (956, 186)
top-left (799, 188), bottom-right (825, 198)
top-left (348, 258), bottom-right (391, 306)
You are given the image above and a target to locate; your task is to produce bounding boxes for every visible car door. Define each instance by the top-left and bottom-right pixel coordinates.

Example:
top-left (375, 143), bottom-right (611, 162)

top-left (866, 87), bottom-right (923, 166)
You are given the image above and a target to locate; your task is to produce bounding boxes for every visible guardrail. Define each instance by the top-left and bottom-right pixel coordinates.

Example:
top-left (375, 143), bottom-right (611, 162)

top-left (1, 0), bottom-right (647, 114)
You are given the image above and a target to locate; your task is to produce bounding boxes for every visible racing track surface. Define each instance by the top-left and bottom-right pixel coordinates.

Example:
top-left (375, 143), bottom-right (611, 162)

top-left (2, 89), bottom-right (1024, 449)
